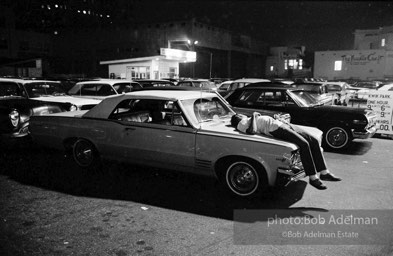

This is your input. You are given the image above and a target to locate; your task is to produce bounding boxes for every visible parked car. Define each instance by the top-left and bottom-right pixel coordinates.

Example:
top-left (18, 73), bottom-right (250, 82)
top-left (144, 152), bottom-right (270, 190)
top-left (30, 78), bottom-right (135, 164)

top-left (293, 82), bottom-right (335, 105)
top-left (294, 81), bottom-right (350, 106)
top-left (30, 89), bottom-right (306, 198)
top-left (1, 78), bottom-right (102, 111)
top-left (217, 78), bottom-right (270, 97)
top-left (176, 79), bottom-right (217, 91)
top-left (216, 80), bottom-right (233, 95)
top-left (294, 78), bottom-right (327, 83)
top-left (68, 79), bottom-right (142, 100)
top-left (225, 84), bottom-right (377, 150)
top-left (270, 78), bottom-right (294, 85)
top-left (349, 80), bottom-right (385, 101)
top-left (134, 79), bottom-right (175, 88)
top-left (0, 79), bottom-right (70, 138)
top-left (377, 83), bottom-right (393, 91)
top-left (324, 81), bottom-right (352, 106)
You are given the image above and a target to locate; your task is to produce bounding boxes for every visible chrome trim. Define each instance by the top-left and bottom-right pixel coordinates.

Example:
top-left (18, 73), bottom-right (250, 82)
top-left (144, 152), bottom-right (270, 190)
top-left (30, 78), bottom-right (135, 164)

top-left (277, 167), bottom-right (306, 186)
top-left (352, 125), bottom-right (377, 139)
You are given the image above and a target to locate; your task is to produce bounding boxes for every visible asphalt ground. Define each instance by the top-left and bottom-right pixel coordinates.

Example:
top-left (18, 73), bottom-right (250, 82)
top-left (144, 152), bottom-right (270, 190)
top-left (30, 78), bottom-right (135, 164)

top-left (0, 135), bottom-right (392, 256)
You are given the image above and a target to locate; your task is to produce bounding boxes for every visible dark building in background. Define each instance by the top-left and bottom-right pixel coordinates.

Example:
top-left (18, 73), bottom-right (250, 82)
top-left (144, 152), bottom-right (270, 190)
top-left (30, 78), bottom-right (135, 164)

top-left (0, 0), bottom-right (268, 79)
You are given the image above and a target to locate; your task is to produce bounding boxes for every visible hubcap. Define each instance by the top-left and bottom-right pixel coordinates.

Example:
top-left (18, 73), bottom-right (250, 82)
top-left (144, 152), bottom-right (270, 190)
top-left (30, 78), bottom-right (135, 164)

top-left (327, 128), bottom-right (347, 148)
top-left (74, 141), bottom-right (93, 166)
top-left (227, 162), bottom-right (258, 196)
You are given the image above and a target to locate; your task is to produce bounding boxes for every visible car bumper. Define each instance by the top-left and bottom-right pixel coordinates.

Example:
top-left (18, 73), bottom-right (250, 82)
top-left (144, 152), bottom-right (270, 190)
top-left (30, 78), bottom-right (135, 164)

top-left (275, 167), bottom-right (306, 187)
top-left (352, 125), bottom-right (377, 139)
top-left (0, 123), bottom-right (30, 139)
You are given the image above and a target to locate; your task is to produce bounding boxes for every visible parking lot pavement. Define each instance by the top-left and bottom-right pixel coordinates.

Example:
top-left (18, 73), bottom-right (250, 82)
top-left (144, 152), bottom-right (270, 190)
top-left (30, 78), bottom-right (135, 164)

top-left (0, 137), bottom-right (392, 255)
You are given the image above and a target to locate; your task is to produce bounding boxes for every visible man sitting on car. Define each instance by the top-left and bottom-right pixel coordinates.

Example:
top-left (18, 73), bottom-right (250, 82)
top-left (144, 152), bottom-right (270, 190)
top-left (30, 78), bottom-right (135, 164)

top-left (231, 112), bottom-right (342, 190)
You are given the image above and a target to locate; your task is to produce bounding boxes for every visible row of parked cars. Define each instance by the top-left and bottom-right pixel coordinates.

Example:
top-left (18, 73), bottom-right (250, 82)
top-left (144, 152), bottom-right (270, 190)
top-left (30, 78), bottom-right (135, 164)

top-left (0, 77), bottom-right (219, 139)
top-left (1, 76), bottom-right (378, 198)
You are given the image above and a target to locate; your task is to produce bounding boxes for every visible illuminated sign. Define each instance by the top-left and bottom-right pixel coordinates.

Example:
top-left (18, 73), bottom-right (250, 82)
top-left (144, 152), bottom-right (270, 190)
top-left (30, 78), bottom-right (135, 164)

top-left (160, 48), bottom-right (196, 62)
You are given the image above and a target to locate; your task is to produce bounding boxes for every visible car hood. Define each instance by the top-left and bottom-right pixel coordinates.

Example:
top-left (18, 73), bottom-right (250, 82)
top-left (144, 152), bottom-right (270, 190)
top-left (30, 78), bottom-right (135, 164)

top-left (68, 95), bottom-right (108, 101)
top-left (0, 97), bottom-right (61, 109)
top-left (199, 118), bottom-right (298, 150)
top-left (314, 105), bottom-right (368, 115)
top-left (36, 110), bottom-right (88, 118)
top-left (31, 96), bottom-right (101, 106)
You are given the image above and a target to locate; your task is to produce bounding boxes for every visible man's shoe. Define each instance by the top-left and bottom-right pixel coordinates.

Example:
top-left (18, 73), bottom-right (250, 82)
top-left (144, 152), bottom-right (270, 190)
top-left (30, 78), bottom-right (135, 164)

top-left (309, 179), bottom-right (327, 190)
top-left (320, 173), bottom-right (342, 181)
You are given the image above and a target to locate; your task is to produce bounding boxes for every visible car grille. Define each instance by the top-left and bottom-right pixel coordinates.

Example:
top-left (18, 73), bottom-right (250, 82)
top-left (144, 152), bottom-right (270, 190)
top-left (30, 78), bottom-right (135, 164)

top-left (365, 111), bottom-right (377, 128)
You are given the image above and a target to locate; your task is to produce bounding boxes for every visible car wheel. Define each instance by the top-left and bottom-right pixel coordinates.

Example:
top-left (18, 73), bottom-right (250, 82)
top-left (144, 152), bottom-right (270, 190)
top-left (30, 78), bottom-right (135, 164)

top-left (323, 126), bottom-right (352, 150)
top-left (72, 138), bottom-right (100, 169)
top-left (224, 160), bottom-right (266, 197)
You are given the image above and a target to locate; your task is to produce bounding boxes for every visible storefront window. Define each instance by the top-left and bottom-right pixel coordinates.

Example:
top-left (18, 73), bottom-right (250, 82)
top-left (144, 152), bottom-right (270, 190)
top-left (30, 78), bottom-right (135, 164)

top-left (127, 66), bottom-right (150, 79)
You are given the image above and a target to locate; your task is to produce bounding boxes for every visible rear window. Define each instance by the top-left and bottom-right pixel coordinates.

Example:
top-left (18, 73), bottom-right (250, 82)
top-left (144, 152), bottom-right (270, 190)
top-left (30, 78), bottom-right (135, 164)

top-left (69, 83), bottom-right (116, 96)
top-left (24, 82), bottom-right (66, 98)
top-left (113, 82), bottom-right (142, 93)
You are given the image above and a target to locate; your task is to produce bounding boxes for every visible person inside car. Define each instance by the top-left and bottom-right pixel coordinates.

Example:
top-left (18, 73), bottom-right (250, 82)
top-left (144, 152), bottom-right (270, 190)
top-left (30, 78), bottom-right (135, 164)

top-left (231, 112), bottom-right (342, 190)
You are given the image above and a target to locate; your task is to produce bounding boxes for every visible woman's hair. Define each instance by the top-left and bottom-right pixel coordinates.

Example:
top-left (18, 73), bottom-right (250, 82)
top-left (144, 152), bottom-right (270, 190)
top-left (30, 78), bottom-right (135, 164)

top-left (231, 114), bottom-right (244, 128)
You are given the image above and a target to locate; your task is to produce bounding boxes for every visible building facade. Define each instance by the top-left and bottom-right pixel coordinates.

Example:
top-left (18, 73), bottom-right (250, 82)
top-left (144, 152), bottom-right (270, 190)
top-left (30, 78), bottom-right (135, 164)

top-left (0, 1), bottom-right (269, 79)
top-left (265, 46), bottom-right (311, 78)
top-left (314, 25), bottom-right (393, 80)
top-left (97, 18), bottom-right (268, 79)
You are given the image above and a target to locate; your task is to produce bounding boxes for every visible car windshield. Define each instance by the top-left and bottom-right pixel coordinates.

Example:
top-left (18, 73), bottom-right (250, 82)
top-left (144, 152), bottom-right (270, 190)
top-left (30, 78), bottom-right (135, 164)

top-left (24, 82), bottom-right (67, 98)
top-left (352, 82), bottom-right (380, 89)
top-left (326, 83), bottom-right (346, 92)
top-left (181, 96), bottom-right (233, 123)
top-left (289, 90), bottom-right (321, 107)
top-left (295, 84), bottom-right (323, 93)
top-left (0, 82), bottom-right (22, 97)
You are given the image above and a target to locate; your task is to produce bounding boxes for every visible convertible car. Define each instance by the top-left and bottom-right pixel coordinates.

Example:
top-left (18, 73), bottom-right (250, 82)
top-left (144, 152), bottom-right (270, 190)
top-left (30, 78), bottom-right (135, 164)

top-left (30, 89), bottom-right (305, 198)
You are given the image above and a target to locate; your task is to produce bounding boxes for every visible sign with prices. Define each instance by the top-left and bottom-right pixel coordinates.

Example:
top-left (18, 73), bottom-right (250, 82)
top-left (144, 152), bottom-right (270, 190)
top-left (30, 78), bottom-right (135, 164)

top-left (367, 91), bottom-right (393, 135)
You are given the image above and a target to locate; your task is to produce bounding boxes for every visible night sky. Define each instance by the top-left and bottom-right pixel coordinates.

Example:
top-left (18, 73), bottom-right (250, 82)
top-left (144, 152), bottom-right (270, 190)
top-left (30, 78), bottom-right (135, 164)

top-left (130, 1), bottom-right (393, 52)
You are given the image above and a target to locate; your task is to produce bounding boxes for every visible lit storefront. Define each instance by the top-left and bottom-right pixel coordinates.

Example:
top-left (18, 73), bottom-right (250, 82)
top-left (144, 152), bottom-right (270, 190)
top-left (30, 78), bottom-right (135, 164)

top-left (100, 48), bottom-right (196, 80)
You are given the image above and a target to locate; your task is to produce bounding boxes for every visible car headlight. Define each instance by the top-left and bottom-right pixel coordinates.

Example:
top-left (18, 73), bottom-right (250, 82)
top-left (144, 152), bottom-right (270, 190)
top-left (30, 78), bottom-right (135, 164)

top-left (70, 104), bottom-right (78, 111)
top-left (9, 109), bottom-right (20, 127)
top-left (283, 150), bottom-right (303, 169)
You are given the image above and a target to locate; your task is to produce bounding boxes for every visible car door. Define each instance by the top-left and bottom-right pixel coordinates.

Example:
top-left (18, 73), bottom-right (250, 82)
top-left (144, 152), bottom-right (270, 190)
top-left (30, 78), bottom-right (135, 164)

top-left (107, 98), bottom-right (196, 172)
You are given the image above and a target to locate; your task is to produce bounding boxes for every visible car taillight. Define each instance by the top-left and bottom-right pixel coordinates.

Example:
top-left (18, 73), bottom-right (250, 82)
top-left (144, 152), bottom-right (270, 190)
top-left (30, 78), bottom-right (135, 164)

top-left (9, 110), bottom-right (20, 127)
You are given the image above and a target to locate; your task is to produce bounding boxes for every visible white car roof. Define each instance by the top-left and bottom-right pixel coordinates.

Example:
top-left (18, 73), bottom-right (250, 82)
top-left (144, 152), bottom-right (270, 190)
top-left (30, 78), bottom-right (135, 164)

top-left (232, 78), bottom-right (270, 83)
top-left (0, 78), bottom-right (60, 84)
top-left (324, 81), bottom-right (348, 86)
top-left (378, 83), bottom-right (393, 91)
top-left (84, 90), bottom-right (218, 119)
top-left (76, 79), bottom-right (139, 85)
